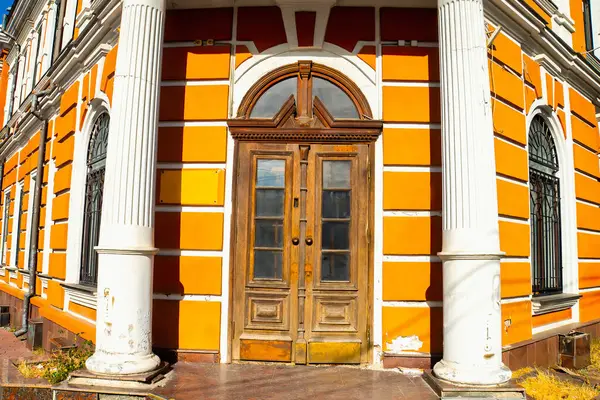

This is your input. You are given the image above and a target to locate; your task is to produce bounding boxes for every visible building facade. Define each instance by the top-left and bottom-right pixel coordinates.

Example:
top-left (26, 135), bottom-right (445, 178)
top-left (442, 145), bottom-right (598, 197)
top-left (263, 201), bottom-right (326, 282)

top-left (0, 0), bottom-right (598, 385)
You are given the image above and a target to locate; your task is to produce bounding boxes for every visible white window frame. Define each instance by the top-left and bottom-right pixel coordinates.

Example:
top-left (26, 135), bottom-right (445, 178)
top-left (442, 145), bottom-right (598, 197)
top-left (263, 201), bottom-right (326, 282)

top-left (23, 170), bottom-right (37, 271)
top-left (10, 181), bottom-right (24, 268)
top-left (526, 103), bottom-right (579, 322)
top-left (66, 95), bottom-right (110, 285)
top-left (1, 189), bottom-right (11, 266)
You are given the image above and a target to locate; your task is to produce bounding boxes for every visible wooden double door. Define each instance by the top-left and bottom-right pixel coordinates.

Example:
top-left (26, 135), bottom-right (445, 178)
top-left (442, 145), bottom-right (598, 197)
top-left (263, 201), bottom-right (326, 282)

top-left (231, 142), bottom-right (372, 364)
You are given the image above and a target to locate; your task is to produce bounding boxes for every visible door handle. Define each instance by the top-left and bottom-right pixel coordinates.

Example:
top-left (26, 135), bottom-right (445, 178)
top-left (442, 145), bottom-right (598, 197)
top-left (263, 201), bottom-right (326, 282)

top-left (305, 237), bottom-right (313, 246)
top-left (292, 237), bottom-right (300, 246)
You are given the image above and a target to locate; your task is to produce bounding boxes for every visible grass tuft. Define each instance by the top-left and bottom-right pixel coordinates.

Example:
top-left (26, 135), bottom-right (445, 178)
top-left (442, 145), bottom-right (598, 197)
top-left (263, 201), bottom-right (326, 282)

top-left (519, 369), bottom-right (600, 400)
top-left (511, 367), bottom-right (533, 380)
top-left (15, 339), bottom-right (93, 384)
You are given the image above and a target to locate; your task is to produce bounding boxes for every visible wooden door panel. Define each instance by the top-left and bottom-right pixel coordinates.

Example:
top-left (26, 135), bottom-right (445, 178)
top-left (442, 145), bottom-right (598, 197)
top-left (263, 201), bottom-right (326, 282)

top-left (304, 144), bottom-right (369, 364)
top-left (245, 291), bottom-right (290, 331)
top-left (233, 143), bottom-right (299, 362)
top-left (233, 142), bottom-right (371, 364)
top-left (312, 294), bottom-right (358, 333)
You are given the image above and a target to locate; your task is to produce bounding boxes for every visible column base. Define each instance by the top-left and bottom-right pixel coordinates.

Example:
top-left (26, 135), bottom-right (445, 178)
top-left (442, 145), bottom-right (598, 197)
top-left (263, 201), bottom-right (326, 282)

top-left (433, 359), bottom-right (512, 386)
top-left (85, 351), bottom-right (161, 375)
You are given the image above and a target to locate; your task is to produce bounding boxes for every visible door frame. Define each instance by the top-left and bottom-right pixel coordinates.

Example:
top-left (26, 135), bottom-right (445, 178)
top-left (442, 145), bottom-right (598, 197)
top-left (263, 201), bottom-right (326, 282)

top-left (225, 61), bottom-right (382, 364)
top-left (227, 141), bottom-right (376, 364)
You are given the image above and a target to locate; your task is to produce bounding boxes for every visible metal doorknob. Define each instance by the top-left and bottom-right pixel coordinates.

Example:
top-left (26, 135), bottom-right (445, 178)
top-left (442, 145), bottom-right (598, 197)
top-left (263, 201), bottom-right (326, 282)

top-left (292, 238), bottom-right (300, 246)
top-left (305, 237), bottom-right (313, 246)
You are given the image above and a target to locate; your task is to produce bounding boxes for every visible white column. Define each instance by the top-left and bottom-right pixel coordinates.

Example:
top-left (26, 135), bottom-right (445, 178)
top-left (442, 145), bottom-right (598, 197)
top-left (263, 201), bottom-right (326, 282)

top-left (85, 0), bottom-right (165, 375)
top-left (433, 0), bottom-right (512, 385)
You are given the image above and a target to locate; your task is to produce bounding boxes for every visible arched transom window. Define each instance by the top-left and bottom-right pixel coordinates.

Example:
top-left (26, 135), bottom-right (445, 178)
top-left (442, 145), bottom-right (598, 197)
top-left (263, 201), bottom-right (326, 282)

top-left (80, 112), bottom-right (109, 286)
top-left (229, 61), bottom-right (381, 143)
top-left (528, 115), bottom-right (562, 295)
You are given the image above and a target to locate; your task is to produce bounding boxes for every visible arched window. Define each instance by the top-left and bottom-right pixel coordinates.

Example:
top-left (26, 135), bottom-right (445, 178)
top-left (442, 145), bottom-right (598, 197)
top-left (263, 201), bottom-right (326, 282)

top-left (80, 112), bottom-right (109, 286)
top-left (529, 115), bottom-right (562, 295)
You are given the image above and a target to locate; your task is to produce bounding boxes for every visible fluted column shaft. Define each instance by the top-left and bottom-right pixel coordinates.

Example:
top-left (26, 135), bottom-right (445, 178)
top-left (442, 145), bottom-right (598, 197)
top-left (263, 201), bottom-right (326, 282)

top-left (433, 0), bottom-right (512, 385)
top-left (85, 0), bottom-right (165, 375)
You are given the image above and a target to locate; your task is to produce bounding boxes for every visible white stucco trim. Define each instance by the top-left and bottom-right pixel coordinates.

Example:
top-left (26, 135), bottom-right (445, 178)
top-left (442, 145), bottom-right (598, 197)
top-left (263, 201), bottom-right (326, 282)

top-left (526, 101), bottom-right (579, 319)
top-left (232, 46), bottom-right (378, 118)
top-left (23, 169), bottom-right (37, 271)
top-left (65, 96), bottom-right (111, 284)
top-left (10, 181), bottom-right (24, 268)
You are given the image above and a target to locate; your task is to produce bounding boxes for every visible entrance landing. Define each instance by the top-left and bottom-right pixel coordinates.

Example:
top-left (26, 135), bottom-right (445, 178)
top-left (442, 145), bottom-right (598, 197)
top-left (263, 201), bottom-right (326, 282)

top-left (152, 363), bottom-right (440, 400)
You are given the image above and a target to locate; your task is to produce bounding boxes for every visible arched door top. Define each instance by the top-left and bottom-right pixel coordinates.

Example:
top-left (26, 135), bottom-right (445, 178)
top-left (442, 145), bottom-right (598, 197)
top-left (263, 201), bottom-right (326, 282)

top-left (229, 61), bottom-right (382, 143)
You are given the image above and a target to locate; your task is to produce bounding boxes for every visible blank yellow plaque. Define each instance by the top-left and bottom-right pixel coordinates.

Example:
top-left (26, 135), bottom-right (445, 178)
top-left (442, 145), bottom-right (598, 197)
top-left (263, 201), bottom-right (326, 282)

top-left (159, 169), bottom-right (225, 206)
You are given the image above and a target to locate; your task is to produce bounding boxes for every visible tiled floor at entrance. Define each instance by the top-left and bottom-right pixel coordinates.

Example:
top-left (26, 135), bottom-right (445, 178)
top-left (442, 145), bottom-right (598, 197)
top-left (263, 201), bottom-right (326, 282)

top-left (153, 363), bottom-right (439, 400)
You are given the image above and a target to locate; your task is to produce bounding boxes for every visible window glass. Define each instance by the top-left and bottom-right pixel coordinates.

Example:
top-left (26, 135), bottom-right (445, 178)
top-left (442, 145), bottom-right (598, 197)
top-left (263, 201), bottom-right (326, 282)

top-left (313, 77), bottom-right (359, 119)
top-left (250, 78), bottom-right (297, 118)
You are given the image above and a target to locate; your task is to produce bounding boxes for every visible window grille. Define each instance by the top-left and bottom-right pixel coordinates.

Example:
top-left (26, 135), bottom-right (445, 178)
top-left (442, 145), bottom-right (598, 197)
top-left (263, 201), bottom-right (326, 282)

top-left (80, 112), bottom-right (109, 286)
top-left (529, 115), bottom-right (562, 295)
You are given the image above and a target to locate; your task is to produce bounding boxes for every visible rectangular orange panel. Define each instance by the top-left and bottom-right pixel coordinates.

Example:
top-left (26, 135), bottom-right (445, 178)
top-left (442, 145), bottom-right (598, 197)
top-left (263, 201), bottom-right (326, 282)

top-left (382, 306), bottom-right (442, 354)
top-left (383, 216), bottom-right (442, 256)
top-left (158, 169), bottom-right (225, 206)
top-left (497, 179), bottom-right (529, 219)
top-left (579, 263), bottom-right (600, 289)
top-left (495, 138), bottom-right (528, 181)
top-left (572, 115), bottom-right (599, 151)
top-left (492, 99), bottom-right (527, 145)
top-left (48, 252), bottom-right (67, 280)
top-left (501, 300), bottom-right (532, 346)
top-left (157, 126), bottom-right (227, 163)
top-left (308, 342), bottom-right (360, 364)
top-left (51, 193), bottom-right (70, 221)
top-left (382, 47), bottom-right (439, 82)
top-left (152, 300), bottom-right (220, 350)
top-left (383, 128), bottom-right (441, 166)
top-left (576, 202), bottom-right (600, 232)
top-left (382, 262), bottom-right (442, 301)
top-left (159, 85), bottom-right (229, 121)
top-left (54, 134), bottom-right (75, 169)
top-left (101, 45), bottom-right (118, 104)
top-left (555, 80), bottom-right (564, 109)
top-left (489, 60), bottom-right (525, 110)
top-left (56, 109), bottom-right (77, 142)
top-left (570, 88), bottom-right (598, 126)
top-left (532, 308), bottom-right (571, 328)
top-left (546, 75), bottom-right (554, 110)
top-left (155, 212), bottom-right (223, 250)
top-left (580, 290), bottom-right (600, 323)
top-left (240, 340), bottom-right (292, 362)
top-left (578, 232), bottom-right (600, 259)
top-left (59, 81), bottom-right (79, 115)
top-left (499, 220), bottom-right (530, 257)
top-left (575, 173), bottom-right (600, 204)
top-left (573, 144), bottom-right (599, 178)
top-left (523, 0), bottom-right (551, 24)
top-left (382, 86), bottom-right (441, 123)
top-left (383, 172), bottom-right (442, 211)
top-left (68, 302), bottom-right (97, 321)
top-left (501, 262), bottom-right (532, 298)
top-left (47, 279), bottom-right (65, 309)
top-left (523, 55), bottom-right (542, 95)
top-left (490, 32), bottom-right (522, 75)
top-left (162, 46), bottom-right (231, 81)
top-left (50, 223), bottom-right (68, 250)
top-left (54, 164), bottom-right (73, 194)
top-left (154, 256), bottom-right (222, 295)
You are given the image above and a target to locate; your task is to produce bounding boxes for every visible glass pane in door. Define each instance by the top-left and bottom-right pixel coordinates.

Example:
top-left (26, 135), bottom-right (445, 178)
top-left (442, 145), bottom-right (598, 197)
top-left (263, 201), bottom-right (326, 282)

top-left (321, 160), bottom-right (351, 282)
top-left (253, 159), bottom-right (286, 280)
